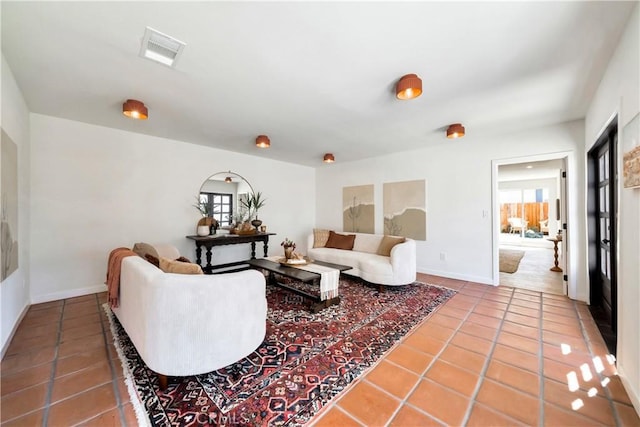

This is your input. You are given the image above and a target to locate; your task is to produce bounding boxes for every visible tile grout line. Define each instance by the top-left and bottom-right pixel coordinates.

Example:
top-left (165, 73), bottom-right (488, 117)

top-left (96, 296), bottom-right (128, 427)
top-left (459, 287), bottom-right (515, 426)
top-left (40, 299), bottom-right (66, 426)
top-left (571, 300), bottom-right (623, 427)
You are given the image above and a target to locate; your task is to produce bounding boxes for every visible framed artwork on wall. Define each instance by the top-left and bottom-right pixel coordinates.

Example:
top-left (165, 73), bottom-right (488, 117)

top-left (383, 179), bottom-right (427, 240)
top-left (623, 112), bottom-right (640, 189)
top-left (343, 184), bottom-right (374, 233)
top-left (1, 129), bottom-right (19, 282)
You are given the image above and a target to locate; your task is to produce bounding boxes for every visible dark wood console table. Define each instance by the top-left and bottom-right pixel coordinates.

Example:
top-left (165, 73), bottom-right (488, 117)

top-left (186, 232), bottom-right (276, 274)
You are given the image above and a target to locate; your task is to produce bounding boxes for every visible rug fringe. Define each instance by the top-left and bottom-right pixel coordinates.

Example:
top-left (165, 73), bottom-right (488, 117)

top-left (102, 303), bottom-right (151, 427)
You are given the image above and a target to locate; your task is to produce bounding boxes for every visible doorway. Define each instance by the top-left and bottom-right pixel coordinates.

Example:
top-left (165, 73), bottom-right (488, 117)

top-left (496, 160), bottom-right (565, 294)
top-left (587, 118), bottom-right (618, 355)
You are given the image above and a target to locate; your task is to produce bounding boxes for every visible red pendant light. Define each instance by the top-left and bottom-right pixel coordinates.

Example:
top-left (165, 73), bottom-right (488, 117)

top-left (122, 99), bottom-right (148, 120)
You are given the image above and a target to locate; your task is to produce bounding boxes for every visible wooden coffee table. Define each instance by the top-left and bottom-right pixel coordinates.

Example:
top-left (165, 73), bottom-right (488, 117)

top-left (246, 258), bottom-right (352, 312)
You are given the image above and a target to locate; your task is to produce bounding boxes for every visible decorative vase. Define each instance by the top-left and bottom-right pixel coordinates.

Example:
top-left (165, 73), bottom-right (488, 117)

top-left (251, 218), bottom-right (263, 231)
top-left (284, 247), bottom-right (294, 260)
top-left (196, 225), bottom-right (209, 236)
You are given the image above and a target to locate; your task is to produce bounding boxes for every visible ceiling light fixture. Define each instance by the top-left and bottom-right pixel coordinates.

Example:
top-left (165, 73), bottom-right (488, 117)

top-left (256, 135), bottom-right (271, 148)
top-left (224, 176), bottom-right (233, 183)
top-left (122, 99), bottom-right (148, 120)
top-left (323, 153), bottom-right (335, 163)
top-left (396, 74), bottom-right (422, 100)
top-left (446, 123), bottom-right (465, 139)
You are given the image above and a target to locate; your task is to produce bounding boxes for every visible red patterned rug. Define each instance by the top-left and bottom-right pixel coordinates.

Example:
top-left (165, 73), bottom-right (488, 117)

top-left (106, 277), bottom-right (455, 426)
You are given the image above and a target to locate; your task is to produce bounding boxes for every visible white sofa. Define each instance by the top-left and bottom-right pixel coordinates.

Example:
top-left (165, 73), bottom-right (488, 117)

top-left (111, 244), bottom-right (267, 389)
top-left (307, 232), bottom-right (416, 286)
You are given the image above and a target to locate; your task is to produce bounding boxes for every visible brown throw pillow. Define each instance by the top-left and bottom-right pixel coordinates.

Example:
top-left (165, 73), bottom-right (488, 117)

top-left (313, 228), bottom-right (331, 248)
top-left (144, 254), bottom-right (160, 268)
top-left (159, 257), bottom-right (203, 275)
top-left (377, 236), bottom-right (406, 256)
top-left (324, 231), bottom-right (356, 250)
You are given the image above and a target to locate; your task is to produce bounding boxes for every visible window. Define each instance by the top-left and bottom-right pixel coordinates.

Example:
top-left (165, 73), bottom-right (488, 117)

top-left (200, 192), bottom-right (233, 225)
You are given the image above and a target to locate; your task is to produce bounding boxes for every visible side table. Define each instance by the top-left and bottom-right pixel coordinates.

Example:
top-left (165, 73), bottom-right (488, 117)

top-left (547, 237), bottom-right (563, 272)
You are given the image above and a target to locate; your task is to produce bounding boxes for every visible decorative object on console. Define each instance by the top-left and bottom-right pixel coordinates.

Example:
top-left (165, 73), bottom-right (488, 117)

top-left (446, 123), bottom-right (465, 138)
top-left (281, 237), bottom-right (296, 259)
top-left (396, 73), bottom-right (422, 100)
top-left (241, 191), bottom-right (267, 231)
top-left (122, 99), bottom-right (148, 120)
top-left (255, 134), bottom-right (271, 148)
top-left (107, 276), bottom-right (454, 426)
top-left (323, 153), bottom-right (335, 163)
top-left (196, 225), bottom-right (209, 236)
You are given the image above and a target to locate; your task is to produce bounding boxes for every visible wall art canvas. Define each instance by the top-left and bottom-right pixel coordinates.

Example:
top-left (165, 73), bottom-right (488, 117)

top-left (383, 179), bottom-right (426, 240)
top-left (623, 112), bottom-right (640, 189)
top-left (342, 184), bottom-right (374, 233)
top-left (1, 129), bottom-right (19, 282)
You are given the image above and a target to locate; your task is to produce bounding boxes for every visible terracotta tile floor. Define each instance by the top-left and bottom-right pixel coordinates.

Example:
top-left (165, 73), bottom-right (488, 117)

top-left (2, 274), bottom-right (639, 426)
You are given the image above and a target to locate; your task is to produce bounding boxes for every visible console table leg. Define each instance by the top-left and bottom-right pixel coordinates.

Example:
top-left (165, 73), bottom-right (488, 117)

top-left (195, 245), bottom-right (202, 266)
top-left (205, 248), bottom-right (213, 270)
top-left (263, 240), bottom-right (269, 257)
top-left (251, 242), bottom-right (257, 259)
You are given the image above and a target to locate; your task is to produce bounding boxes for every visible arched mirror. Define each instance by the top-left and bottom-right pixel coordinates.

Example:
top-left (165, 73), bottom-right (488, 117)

top-left (198, 171), bottom-right (254, 229)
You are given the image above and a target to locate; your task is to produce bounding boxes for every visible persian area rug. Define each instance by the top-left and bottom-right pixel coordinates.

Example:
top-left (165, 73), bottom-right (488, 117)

top-left (499, 249), bottom-right (525, 273)
top-left (106, 277), bottom-right (455, 427)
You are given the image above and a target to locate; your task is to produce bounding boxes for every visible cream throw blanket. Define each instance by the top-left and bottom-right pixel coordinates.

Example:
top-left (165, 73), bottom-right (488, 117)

top-left (266, 257), bottom-right (340, 300)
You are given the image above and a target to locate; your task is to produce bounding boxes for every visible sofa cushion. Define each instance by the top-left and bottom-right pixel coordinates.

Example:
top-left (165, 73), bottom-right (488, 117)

top-left (313, 228), bottom-right (331, 248)
top-left (159, 257), bottom-right (203, 275)
top-left (377, 236), bottom-right (406, 257)
top-left (325, 231), bottom-right (355, 250)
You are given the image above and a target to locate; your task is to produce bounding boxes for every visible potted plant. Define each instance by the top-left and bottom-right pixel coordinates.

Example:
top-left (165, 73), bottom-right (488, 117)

top-left (192, 196), bottom-right (218, 235)
top-left (241, 191), bottom-right (267, 231)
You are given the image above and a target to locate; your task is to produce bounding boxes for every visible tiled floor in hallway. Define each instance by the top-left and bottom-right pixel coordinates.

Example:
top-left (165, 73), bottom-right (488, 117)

top-left (2, 274), bottom-right (639, 426)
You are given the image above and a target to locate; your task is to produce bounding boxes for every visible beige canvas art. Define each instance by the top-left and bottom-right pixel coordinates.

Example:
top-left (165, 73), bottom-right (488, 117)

top-left (343, 185), bottom-right (374, 233)
top-left (383, 180), bottom-right (426, 240)
top-left (1, 129), bottom-right (19, 282)
top-left (623, 113), bottom-right (640, 188)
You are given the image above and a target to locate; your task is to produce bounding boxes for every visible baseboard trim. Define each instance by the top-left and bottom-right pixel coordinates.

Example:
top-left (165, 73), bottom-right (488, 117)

top-left (417, 267), bottom-right (493, 286)
top-left (31, 284), bottom-right (108, 304)
top-left (1, 303), bottom-right (29, 359)
top-left (617, 364), bottom-right (640, 417)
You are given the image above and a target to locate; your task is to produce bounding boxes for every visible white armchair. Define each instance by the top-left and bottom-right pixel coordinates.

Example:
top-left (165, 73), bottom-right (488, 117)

top-left (112, 247), bottom-right (267, 389)
top-left (508, 217), bottom-right (528, 234)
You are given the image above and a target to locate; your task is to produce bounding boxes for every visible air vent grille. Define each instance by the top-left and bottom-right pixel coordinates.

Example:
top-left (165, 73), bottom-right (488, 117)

top-left (139, 27), bottom-right (186, 67)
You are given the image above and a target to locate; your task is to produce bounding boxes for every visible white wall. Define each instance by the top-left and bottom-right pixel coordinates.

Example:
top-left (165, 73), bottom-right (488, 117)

top-left (585, 4), bottom-right (640, 413)
top-left (29, 114), bottom-right (315, 302)
top-left (315, 120), bottom-right (585, 291)
top-left (0, 55), bottom-right (31, 354)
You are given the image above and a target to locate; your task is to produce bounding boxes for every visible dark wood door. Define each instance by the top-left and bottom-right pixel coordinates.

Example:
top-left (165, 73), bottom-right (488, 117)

top-left (588, 119), bottom-right (617, 354)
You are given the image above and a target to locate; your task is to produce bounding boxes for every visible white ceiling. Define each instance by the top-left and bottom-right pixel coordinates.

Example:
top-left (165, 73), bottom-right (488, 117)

top-left (1, 1), bottom-right (634, 167)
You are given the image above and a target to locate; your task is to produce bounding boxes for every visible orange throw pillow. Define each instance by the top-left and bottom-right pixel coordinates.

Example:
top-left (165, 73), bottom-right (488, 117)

top-left (377, 236), bottom-right (406, 256)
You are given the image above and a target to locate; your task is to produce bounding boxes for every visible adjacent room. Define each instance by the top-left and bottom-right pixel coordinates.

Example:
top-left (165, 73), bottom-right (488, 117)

top-left (1, 2), bottom-right (639, 426)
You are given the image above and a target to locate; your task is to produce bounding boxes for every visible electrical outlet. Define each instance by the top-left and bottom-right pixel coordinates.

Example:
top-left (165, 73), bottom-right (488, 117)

top-left (440, 252), bottom-right (446, 261)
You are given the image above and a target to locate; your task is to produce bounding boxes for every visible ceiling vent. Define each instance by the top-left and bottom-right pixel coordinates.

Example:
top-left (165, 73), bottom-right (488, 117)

top-left (139, 27), bottom-right (186, 67)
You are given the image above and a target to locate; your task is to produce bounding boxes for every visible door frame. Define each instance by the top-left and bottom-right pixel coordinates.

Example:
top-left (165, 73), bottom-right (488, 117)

top-left (491, 151), bottom-right (575, 298)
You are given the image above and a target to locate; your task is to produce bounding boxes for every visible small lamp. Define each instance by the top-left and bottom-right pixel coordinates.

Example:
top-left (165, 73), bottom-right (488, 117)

top-left (396, 74), bottom-right (422, 100)
top-left (256, 135), bottom-right (270, 148)
top-left (122, 99), bottom-right (148, 120)
top-left (224, 176), bottom-right (232, 183)
top-left (323, 153), bottom-right (335, 163)
top-left (446, 123), bottom-right (465, 139)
